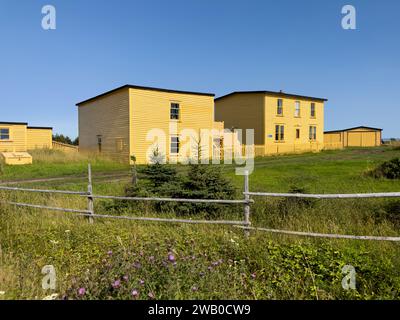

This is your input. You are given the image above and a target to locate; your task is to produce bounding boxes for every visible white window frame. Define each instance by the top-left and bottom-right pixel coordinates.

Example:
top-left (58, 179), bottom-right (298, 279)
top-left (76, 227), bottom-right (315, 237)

top-left (170, 103), bottom-right (180, 120)
top-left (309, 126), bottom-right (317, 140)
top-left (275, 125), bottom-right (285, 142)
top-left (310, 103), bottom-right (316, 118)
top-left (0, 127), bottom-right (10, 141)
top-left (170, 135), bottom-right (180, 154)
top-left (277, 99), bottom-right (283, 115)
top-left (294, 101), bottom-right (301, 117)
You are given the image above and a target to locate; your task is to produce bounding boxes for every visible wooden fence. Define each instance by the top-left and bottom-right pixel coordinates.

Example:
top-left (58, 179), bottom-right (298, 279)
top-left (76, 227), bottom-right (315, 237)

top-left (52, 141), bottom-right (79, 153)
top-left (1, 165), bottom-right (400, 242)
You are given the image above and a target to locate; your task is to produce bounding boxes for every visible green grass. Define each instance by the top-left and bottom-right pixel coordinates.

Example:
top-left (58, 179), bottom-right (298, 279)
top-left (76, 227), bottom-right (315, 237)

top-left (0, 149), bottom-right (130, 181)
top-left (1, 146), bottom-right (400, 300)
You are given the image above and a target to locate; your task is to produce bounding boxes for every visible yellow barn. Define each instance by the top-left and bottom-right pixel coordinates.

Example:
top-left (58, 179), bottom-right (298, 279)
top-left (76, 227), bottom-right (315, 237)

top-left (76, 85), bottom-right (224, 164)
top-left (215, 91), bottom-right (327, 156)
top-left (324, 126), bottom-right (382, 149)
top-left (0, 121), bottom-right (53, 165)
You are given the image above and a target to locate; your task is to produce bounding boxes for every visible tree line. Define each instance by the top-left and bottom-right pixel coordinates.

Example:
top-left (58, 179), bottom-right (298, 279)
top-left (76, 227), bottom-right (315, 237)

top-left (52, 134), bottom-right (79, 146)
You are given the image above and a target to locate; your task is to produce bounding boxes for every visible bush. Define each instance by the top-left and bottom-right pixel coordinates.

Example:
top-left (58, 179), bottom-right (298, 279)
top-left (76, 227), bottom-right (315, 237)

top-left (368, 158), bottom-right (400, 179)
top-left (117, 163), bottom-right (237, 217)
top-left (169, 164), bottom-right (237, 216)
top-left (375, 201), bottom-right (400, 227)
top-left (140, 163), bottom-right (178, 191)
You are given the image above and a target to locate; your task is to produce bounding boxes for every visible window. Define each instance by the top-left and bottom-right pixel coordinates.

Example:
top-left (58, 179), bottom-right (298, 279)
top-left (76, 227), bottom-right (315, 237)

top-left (311, 103), bottom-right (316, 118)
top-left (170, 135), bottom-right (180, 154)
top-left (296, 128), bottom-right (300, 139)
top-left (309, 126), bottom-right (317, 140)
top-left (97, 135), bottom-right (102, 153)
top-left (170, 103), bottom-right (180, 120)
top-left (0, 128), bottom-right (10, 140)
top-left (277, 99), bottom-right (283, 115)
top-left (275, 125), bottom-right (285, 141)
top-left (294, 101), bottom-right (301, 117)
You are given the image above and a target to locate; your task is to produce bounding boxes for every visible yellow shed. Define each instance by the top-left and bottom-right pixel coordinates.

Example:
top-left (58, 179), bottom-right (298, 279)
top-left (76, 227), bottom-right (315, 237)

top-left (0, 121), bottom-right (53, 165)
top-left (77, 85), bottom-right (223, 164)
top-left (27, 126), bottom-right (53, 150)
top-left (324, 126), bottom-right (382, 149)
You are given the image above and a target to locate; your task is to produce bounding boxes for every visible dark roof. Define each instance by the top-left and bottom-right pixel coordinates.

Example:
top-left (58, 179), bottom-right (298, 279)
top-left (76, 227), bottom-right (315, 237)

top-left (324, 126), bottom-right (383, 134)
top-left (76, 84), bottom-right (215, 106)
top-left (27, 126), bottom-right (53, 130)
top-left (0, 121), bottom-right (28, 125)
top-left (215, 90), bottom-right (328, 102)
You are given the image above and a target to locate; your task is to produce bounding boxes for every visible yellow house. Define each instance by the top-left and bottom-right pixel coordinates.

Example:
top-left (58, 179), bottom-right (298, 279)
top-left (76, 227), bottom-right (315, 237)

top-left (324, 126), bottom-right (382, 149)
top-left (215, 91), bottom-right (327, 156)
top-left (76, 85), bottom-right (223, 164)
top-left (0, 121), bottom-right (53, 165)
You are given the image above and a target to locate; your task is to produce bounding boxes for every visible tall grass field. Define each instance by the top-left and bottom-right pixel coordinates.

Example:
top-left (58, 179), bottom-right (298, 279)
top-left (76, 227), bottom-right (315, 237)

top-left (0, 147), bottom-right (399, 300)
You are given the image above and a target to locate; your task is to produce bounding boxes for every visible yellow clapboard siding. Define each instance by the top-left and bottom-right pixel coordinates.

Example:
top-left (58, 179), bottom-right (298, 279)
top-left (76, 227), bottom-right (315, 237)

top-left (0, 123), bottom-right (27, 152)
top-left (27, 128), bottom-right (52, 150)
top-left (264, 95), bottom-right (325, 154)
top-left (214, 93), bottom-right (265, 145)
top-left (324, 127), bottom-right (381, 148)
top-left (129, 88), bottom-right (215, 164)
top-left (77, 86), bottom-right (217, 164)
top-left (78, 88), bottom-right (131, 162)
top-left (215, 93), bottom-right (326, 156)
top-left (323, 132), bottom-right (344, 150)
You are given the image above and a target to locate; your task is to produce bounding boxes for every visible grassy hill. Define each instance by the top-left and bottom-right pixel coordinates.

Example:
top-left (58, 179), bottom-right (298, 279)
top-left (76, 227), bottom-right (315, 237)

top-left (0, 147), bottom-right (399, 300)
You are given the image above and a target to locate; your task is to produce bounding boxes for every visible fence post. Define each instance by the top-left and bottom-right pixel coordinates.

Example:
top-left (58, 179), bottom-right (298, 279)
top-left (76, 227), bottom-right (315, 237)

top-left (87, 163), bottom-right (94, 223)
top-left (243, 170), bottom-right (251, 237)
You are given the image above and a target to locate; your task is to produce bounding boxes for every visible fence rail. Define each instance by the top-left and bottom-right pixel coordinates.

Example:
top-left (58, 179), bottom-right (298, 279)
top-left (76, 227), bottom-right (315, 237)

top-left (246, 191), bottom-right (400, 199)
top-left (1, 164), bottom-right (400, 242)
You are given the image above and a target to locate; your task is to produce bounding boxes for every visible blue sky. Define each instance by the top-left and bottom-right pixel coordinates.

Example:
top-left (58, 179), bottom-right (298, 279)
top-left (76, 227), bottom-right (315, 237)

top-left (0, 0), bottom-right (399, 138)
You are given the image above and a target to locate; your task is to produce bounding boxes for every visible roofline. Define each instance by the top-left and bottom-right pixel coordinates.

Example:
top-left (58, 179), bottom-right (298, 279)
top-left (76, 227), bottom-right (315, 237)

top-left (214, 91), bottom-right (328, 102)
top-left (76, 84), bottom-right (215, 106)
top-left (27, 126), bottom-right (53, 130)
top-left (324, 126), bottom-right (383, 134)
top-left (0, 121), bottom-right (28, 125)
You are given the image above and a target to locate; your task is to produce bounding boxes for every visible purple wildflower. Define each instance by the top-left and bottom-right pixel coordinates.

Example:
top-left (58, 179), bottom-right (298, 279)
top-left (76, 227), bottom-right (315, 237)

top-left (107, 250), bottom-right (113, 256)
top-left (123, 275), bottom-right (129, 282)
top-left (78, 288), bottom-right (86, 296)
top-left (208, 266), bottom-right (213, 271)
top-left (149, 256), bottom-right (155, 262)
top-left (139, 279), bottom-right (145, 285)
top-left (168, 253), bottom-right (176, 262)
top-left (191, 286), bottom-right (198, 292)
top-left (131, 289), bottom-right (139, 298)
top-left (133, 262), bottom-right (141, 269)
top-left (251, 273), bottom-right (256, 279)
top-left (112, 280), bottom-right (121, 289)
